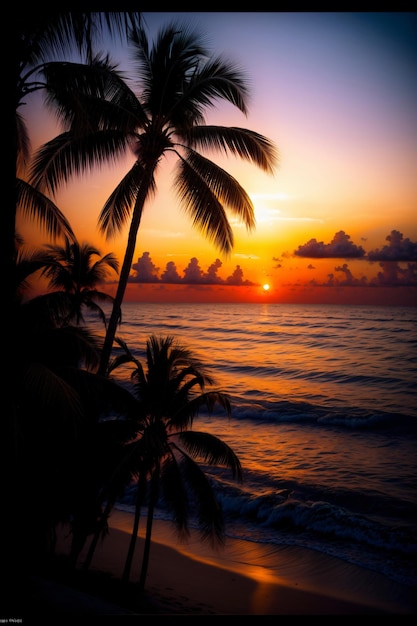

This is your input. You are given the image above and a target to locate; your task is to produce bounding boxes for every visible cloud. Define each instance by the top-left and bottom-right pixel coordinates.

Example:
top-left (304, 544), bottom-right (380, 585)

top-left (323, 261), bottom-right (417, 287)
top-left (369, 261), bottom-right (417, 286)
top-left (235, 253), bottom-right (261, 260)
top-left (328, 263), bottom-right (368, 286)
top-left (183, 257), bottom-right (206, 283)
top-left (129, 252), bottom-right (257, 286)
top-left (206, 259), bottom-right (224, 284)
top-left (225, 265), bottom-right (254, 286)
top-left (160, 261), bottom-right (182, 283)
top-left (130, 251), bottom-right (160, 282)
top-left (367, 230), bottom-right (417, 261)
top-left (294, 231), bottom-right (366, 258)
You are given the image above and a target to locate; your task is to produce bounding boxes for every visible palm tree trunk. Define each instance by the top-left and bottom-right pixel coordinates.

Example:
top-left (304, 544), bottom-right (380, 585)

top-left (82, 499), bottom-right (114, 571)
top-left (138, 469), bottom-right (159, 591)
top-left (122, 470), bottom-right (146, 583)
top-left (98, 167), bottom-right (156, 376)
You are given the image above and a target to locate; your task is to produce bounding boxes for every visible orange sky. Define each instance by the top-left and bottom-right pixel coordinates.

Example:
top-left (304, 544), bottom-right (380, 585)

top-left (20, 12), bottom-right (417, 306)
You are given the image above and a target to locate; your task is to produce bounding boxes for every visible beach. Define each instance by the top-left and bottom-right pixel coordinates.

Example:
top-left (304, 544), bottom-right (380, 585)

top-left (26, 508), bottom-right (413, 617)
top-left (6, 303), bottom-right (416, 619)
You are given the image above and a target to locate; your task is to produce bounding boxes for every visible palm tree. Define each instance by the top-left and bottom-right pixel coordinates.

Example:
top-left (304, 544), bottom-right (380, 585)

top-left (6, 291), bottom-right (100, 571)
top-left (40, 235), bottom-right (120, 327)
top-left (10, 12), bottom-right (143, 306)
top-left (106, 335), bottom-right (243, 590)
top-left (6, 14), bottom-right (142, 611)
top-left (6, 239), bottom-right (130, 602)
top-left (29, 20), bottom-right (278, 375)
top-left (8, 260), bottom-right (140, 570)
top-left (15, 12), bottom-right (143, 177)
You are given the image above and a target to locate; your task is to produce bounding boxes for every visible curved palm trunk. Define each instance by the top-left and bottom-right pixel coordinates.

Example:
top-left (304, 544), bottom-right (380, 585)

top-left (122, 470), bottom-right (147, 583)
top-left (98, 166), bottom-right (156, 376)
top-left (82, 498), bottom-right (115, 571)
top-left (138, 469), bottom-right (159, 591)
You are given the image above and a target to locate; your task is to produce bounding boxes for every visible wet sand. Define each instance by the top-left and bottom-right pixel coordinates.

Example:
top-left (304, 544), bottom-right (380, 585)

top-left (43, 508), bottom-right (416, 616)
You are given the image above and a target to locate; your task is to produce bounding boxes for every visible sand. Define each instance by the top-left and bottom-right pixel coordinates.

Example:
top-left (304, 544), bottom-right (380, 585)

top-left (9, 508), bottom-right (416, 618)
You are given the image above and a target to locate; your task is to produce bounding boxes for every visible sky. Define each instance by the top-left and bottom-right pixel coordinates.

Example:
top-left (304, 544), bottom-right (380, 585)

top-left (21, 12), bottom-right (417, 305)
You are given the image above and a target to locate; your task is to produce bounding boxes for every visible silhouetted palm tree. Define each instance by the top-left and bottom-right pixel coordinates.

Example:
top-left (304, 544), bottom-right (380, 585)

top-left (10, 12), bottom-right (142, 305)
top-left (29, 20), bottom-right (278, 375)
top-left (7, 292), bottom-right (99, 563)
top-left (106, 335), bottom-right (243, 590)
top-left (41, 235), bottom-right (119, 327)
top-left (6, 15), bottom-right (143, 612)
top-left (6, 240), bottom-right (130, 601)
top-left (8, 277), bottom-right (140, 568)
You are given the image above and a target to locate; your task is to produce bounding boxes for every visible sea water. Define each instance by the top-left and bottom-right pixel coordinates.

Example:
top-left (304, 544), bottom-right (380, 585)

top-left (87, 302), bottom-right (417, 591)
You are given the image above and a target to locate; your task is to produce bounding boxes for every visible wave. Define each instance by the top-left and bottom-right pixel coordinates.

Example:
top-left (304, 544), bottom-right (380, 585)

top-left (204, 396), bottom-right (417, 434)
top-left (115, 473), bottom-right (417, 588)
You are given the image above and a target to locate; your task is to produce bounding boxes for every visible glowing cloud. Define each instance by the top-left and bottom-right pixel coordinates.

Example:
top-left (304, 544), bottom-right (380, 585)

top-left (294, 231), bottom-right (366, 258)
top-left (129, 253), bottom-right (257, 286)
top-left (367, 230), bottom-right (417, 262)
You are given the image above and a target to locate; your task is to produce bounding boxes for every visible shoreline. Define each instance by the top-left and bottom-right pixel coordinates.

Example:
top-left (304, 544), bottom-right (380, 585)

top-left (42, 508), bottom-right (416, 615)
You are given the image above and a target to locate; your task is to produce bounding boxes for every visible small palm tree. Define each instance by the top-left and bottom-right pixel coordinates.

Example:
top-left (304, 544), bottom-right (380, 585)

top-left (8, 268), bottom-right (140, 569)
top-left (107, 335), bottom-right (243, 591)
top-left (7, 292), bottom-right (100, 564)
top-left (29, 20), bottom-right (278, 375)
top-left (41, 235), bottom-right (119, 327)
top-left (9, 241), bottom-right (125, 563)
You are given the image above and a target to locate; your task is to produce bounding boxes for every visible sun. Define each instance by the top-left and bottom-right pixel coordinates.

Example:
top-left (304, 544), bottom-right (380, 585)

top-left (262, 283), bottom-right (270, 292)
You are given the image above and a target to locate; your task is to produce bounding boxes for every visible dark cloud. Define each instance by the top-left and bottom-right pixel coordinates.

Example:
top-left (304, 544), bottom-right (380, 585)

top-left (369, 261), bottom-right (417, 286)
top-left (206, 259), bottom-right (224, 284)
top-left (323, 261), bottom-right (417, 287)
top-left (367, 230), bottom-right (417, 262)
top-left (160, 261), bottom-right (182, 283)
top-left (330, 263), bottom-right (368, 286)
top-left (294, 231), bottom-right (366, 258)
top-left (183, 257), bottom-right (205, 284)
top-left (131, 251), bottom-right (160, 282)
top-left (225, 265), bottom-right (254, 286)
top-left (129, 252), bottom-right (256, 286)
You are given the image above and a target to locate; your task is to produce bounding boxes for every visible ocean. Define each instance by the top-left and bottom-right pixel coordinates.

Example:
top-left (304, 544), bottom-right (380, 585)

top-left (88, 302), bottom-right (417, 593)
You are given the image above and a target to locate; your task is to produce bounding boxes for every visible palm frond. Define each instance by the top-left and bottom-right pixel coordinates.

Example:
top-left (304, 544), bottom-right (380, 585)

top-left (181, 56), bottom-right (250, 117)
top-left (181, 390), bottom-right (232, 419)
top-left (97, 252), bottom-right (119, 275)
top-left (186, 125), bottom-right (278, 175)
top-left (14, 248), bottom-right (54, 293)
top-left (19, 12), bottom-right (142, 66)
top-left (42, 56), bottom-right (147, 133)
top-left (81, 296), bottom-right (113, 327)
top-left (176, 431), bottom-right (243, 481)
top-left (175, 452), bottom-right (225, 546)
top-left (159, 454), bottom-right (190, 539)
top-left (21, 362), bottom-right (83, 427)
top-left (182, 149), bottom-right (256, 231)
top-left (131, 22), bottom-right (207, 118)
top-left (59, 367), bottom-right (139, 422)
top-left (16, 112), bottom-right (31, 176)
top-left (16, 178), bottom-right (74, 240)
top-left (98, 161), bottom-right (147, 238)
top-left (29, 130), bottom-right (131, 195)
top-left (19, 291), bottom-right (74, 329)
top-left (108, 336), bottom-right (143, 375)
top-left (51, 325), bottom-right (102, 370)
top-left (174, 157), bottom-right (234, 255)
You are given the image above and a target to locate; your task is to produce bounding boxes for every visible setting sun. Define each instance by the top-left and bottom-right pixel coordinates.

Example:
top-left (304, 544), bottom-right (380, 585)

top-left (262, 283), bottom-right (270, 291)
